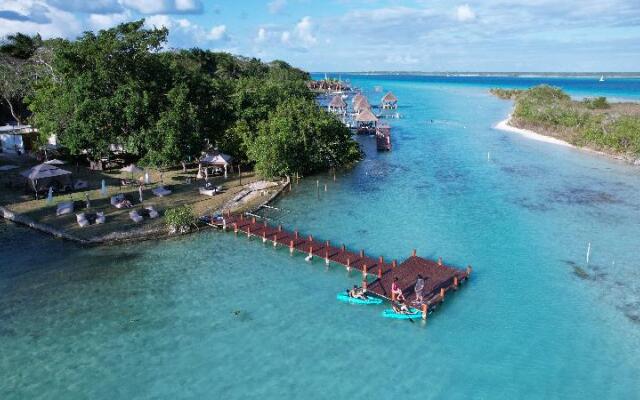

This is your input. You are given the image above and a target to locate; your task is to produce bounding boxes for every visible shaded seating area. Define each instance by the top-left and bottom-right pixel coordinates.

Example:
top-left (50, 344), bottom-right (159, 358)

top-left (381, 91), bottom-right (398, 109)
top-left (328, 95), bottom-right (347, 114)
top-left (356, 109), bottom-right (378, 134)
top-left (21, 163), bottom-right (73, 195)
top-left (199, 150), bottom-right (232, 179)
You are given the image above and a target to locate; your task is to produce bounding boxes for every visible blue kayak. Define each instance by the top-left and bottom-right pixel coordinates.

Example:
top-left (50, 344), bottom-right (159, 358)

top-left (336, 293), bottom-right (383, 305)
top-left (382, 308), bottom-right (422, 319)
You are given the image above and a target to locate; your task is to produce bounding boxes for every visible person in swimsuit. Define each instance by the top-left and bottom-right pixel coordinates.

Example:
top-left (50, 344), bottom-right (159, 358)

top-left (392, 298), bottom-right (411, 314)
top-left (348, 285), bottom-right (368, 300)
top-left (391, 277), bottom-right (404, 301)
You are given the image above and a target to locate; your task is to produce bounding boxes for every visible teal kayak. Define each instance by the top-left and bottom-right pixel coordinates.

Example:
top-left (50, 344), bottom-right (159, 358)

top-left (336, 293), bottom-right (383, 305)
top-left (382, 308), bottom-right (422, 319)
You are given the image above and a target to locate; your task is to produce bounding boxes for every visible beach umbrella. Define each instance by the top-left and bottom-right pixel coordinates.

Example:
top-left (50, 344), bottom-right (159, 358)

top-left (44, 159), bottom-right (66, 165)
top-left (120, 164), bottom-right (143, 179)
top-left (100, 179), bottom-right (107, 196)
top-left (138, 185), bottom-right (143, 203)
top-left (46, 187), bottom-right (53, 204)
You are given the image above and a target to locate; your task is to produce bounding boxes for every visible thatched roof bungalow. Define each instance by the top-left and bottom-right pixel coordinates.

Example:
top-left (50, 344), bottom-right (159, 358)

top-left (328, 95), bottom-right (347, 113)
top-left (353, 97), bottom-right (371, 113)
top-left (381, 91), bottom-right (398, 109)
top-left (355, 109), bottom-right (378, 134)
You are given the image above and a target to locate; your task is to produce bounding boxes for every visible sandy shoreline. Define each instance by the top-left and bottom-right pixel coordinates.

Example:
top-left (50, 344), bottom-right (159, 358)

top-left (494, 116), bottom-right (576, 148)
top-left (494, 115), bottom-right (640, 165)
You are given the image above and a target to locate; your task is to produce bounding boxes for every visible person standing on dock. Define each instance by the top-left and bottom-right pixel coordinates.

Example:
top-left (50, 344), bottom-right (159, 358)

top-left (414, 274), bottom-right (425, 304)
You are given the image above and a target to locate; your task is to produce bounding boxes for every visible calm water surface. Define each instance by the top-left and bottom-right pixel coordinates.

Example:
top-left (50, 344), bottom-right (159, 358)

top-left (1, 76), bottom-right (639, 399)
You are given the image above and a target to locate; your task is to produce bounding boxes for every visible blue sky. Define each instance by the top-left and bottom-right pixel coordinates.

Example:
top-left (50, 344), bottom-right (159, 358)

top-left (1, 0), bottom-right (639, 72)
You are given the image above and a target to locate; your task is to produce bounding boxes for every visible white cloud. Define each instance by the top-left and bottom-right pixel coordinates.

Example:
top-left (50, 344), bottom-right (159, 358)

top-left (294, 16), bottom-right (316, 46)
top-left (268, 0), bottom-right (286, 14)
top-left (455, 5), bottom-right (476, 22)
top-left (256, 27), bottom-right (268, 43)
top-left (88, 11), bottom-right (131, 30)
top-left (207, 25), bottom-right (227, 41)
top-left (280, 31), bottom-right (291, 44)
top-left (120, 0), bottom-right (202, 15)
top-left (0, 0), bottom-right (82, 39)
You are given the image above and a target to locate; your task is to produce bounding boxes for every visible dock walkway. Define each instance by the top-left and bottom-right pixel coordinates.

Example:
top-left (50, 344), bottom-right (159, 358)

top-left (213, 212), bottom-right (471, 318)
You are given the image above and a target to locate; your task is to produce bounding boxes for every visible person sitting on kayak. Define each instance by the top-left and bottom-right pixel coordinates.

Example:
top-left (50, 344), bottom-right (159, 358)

top-left (391, 277), bottom-right (404, 301)
top-left (392, 298), bottom-right (412, 314)
top-left (348, 285), bottom-right (368, 300)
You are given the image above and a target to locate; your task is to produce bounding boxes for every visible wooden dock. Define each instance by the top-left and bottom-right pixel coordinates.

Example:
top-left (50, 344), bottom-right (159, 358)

top-left (213, 212), bottom-right (471, 318)
top-left (376, 125), bottom-right (392, 151)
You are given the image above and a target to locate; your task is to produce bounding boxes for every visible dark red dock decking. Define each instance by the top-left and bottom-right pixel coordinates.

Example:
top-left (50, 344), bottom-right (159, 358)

top-left (215, 212), bottom-right (470, 317)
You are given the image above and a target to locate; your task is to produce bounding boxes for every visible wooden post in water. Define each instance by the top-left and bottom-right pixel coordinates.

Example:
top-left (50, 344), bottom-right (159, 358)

top-left (392, 260), bottom-right (397, 269)
top-left (440, 288), bottom-right (445, 301)
top-left (233, 223), bottom-right (238, 235)
top-left (438, 257), bottom-right (443, 266)
top-left (362, 279), bottom-right (368, 291)
top-left (412, 249), bottom-right (417, 257)
top-left (316, 180), bottom-right (320, 199)
top-left (422, 304), bottom-right (428, 321)
top-left (341, 244), bottom-right (346, 252)
top-left (466, 265), bottom-right (473, 276)
top-left (247, 226), bottom-right (251, 238)
top-left (378, 267), bottom-right (382, 279)
top-left (308, 246), bottom-right (313, 260)
top-left (362, 264), bottom-right (368, 278)
top-left (324, 183), bottom-right (327, 192)
top-left (454, 276), bottom-right (459, 290)
top-left (273, 234), bottom-right (278, 247)
top-left (278, 224), bottom-right (282, 232)
top-left (289, 240), bottom-right (294, 254)
top-left (360, 249), bottom-right (364, 258)
top-left (346, 257), bottom-right (351, 271)
top-left (294, 230), bottom-right (299, 239)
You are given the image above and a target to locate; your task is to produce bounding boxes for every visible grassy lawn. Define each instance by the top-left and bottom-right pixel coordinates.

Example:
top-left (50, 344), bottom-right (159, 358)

top-left (1, 156), bottom-right (280, 241)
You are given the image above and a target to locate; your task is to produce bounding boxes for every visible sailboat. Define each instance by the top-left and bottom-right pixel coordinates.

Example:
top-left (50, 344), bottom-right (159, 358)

top-left (599, 75), bottom-right (605, 82)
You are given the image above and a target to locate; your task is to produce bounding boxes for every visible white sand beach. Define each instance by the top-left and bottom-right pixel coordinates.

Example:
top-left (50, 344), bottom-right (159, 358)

top-left (494, 116), bottom-right (575, 148)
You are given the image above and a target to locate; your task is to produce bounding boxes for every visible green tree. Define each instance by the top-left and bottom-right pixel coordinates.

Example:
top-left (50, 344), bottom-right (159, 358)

top-left (247, 97), bottom-right (361, 178)
top-left (0, 33), bottom-right (42, 59)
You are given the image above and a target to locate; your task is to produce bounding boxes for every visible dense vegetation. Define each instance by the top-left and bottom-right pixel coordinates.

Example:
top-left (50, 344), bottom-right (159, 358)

top-left (493, 85), bottom-right (640, 157)
top-left (2, 21), bottom-right (361, 177)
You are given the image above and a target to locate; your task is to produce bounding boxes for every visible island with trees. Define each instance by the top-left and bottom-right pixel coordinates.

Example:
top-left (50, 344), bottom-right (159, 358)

top-left (491, 85), bottom-right (640, 163)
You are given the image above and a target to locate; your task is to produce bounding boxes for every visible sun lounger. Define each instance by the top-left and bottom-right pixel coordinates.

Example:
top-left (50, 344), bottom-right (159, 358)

top-left (56, 201), bottom-right (74, 216)
top-left (152, 186), bottom-right (172, 197)
top-left (76, 213), bottom-right (89, 227)
top-left (199, 187), bottom-right (217, 196)
top-left (145, 206), bottom-right (159, 219)
top-left (129, 210), bottom-right (143, 223)
top-left (95, 211), bottom-right (105, 224)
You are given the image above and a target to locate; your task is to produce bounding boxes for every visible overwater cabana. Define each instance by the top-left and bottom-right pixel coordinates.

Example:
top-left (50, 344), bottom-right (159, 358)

top-left (381, 92), bottom-right (398, 109)
top-left (353, 97), bottom-right (371, 113)
top-left (355, 109), bottom-right (378, 134)
top-left (328, 95), bottom-right (347, 114)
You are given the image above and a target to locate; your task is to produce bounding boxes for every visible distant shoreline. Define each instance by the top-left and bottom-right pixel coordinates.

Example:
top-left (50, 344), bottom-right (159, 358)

top-left (312, 72), bottom-right (640, 78)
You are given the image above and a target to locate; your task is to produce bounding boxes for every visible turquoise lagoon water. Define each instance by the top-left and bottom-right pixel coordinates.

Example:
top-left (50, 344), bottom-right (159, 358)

top-left (2, 76), bottom-right (640, 399)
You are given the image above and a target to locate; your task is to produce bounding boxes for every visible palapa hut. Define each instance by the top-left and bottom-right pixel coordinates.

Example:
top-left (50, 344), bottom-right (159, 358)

top-left (381, 91), bottom-right (398, 109)
top-left (21, 163), bottom-right (73, 193)
top-left (353, 97), bottom-right (371, 113)
top-left (355, 109), bottom-right (378, 134)
top-left (352, 94), bottom-right (364, 105)
top-left (199, 150), bottom-right (233, 177)
top-left (328, 95), bottom-right (347, 114)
